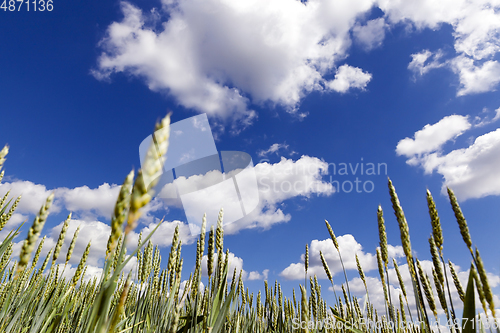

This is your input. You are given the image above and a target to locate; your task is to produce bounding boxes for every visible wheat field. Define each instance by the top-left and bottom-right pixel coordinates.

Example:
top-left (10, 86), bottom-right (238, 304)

top-left (0, 114), bottom-right (497, 333)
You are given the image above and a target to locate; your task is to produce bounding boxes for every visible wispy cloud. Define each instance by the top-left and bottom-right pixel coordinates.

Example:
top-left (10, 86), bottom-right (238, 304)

top-left (257, 143), bottom-right (290, 157)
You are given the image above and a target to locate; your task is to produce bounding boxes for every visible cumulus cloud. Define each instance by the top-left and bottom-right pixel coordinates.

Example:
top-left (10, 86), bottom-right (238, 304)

top-left (280, 234), bottom-right (382, 280)
top-left (248, 269), bottom-right (269, 281)
top-left (0, 179), bottom-right (168, 225)
top-left (471, 107), bottom-right (500, 128)
top-left (200, 251), bottom-right (268, 281)
top-left (229, 155), bottom-right (335, 233)
top-left (326, 64), bottom-right (372, 93)
top-left (1, 153), bottom-right (334, 249)
top-left (396, 115), bottom-right (471, 158)
top-left (90, 0), bottom-right (500, 129)
top-left (397, 112), bottom-right (500, 200)
top-left (408, 49), bottom-right (445, 77)
top-left (419, 128), bottom-right (500, 200)
top-left (381, 0), bottom-right (500, 96)
top-left (48, 219), bottom-right (111, 267)
top-left (352, 17), bottom-right (387, 51)
top-left (281, 238), bottom-right (500, 318)
top-left (0, 180), bottom-right (122, 221)
top-left (155, 155), bottom-right (334, 235)
top-left (57, 183), bottom-right (121, 220)
top-left (93, 0), bottom-right (377, 126)
top-left (452, 57), bottom-right (500, 96)
top-left (0, 180), bottom-right (60, 215)
top-left (132, 220), bottom-right (196, 247)
top-left (494, 107), bottom-right (500, 122)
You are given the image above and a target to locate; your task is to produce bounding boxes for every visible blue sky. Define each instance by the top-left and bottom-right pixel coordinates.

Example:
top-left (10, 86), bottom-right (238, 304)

top-left (1, 0), bottom-right (500, 319)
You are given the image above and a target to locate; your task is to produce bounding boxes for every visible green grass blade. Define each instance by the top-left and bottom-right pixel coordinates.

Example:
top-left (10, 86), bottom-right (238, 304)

top-left (462, 264), bottom-right (476, 333)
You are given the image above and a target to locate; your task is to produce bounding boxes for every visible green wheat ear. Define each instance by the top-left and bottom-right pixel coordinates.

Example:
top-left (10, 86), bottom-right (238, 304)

top-left (325, 219), bottom-right (339, 250)
top-left (0, 195), bottom-right (21, 231)
top-left (449, 260), bottom-right (465, 302)
top-left (17, 192), bottom-right (54, 276)
top-left (0, 144), bottom-right (8, 170)
top-left (207, 225), bottom-right (215, 277)
top-left (65, 225), bottom-right (81, 266)
top-left (475, 248), bottom-right (496, 318)
top-left (72, 241), bottom-right (91, 287)
top-left (447, 187), bottom-right (473, 254)
top-left (106, 169), bottom-right (134, 259)
top-left (126, 113), bottom-right (171, 234)
top-left (319, 251), bottom-right (332, 284)
top-left (53, 213), bottom-right (72, 263)
top-left (426, 189), bottom-right (443, 250)
top-left (377, 205), bottom-right (388, 266)
top-left (462, 264), bottom-right (477, 333)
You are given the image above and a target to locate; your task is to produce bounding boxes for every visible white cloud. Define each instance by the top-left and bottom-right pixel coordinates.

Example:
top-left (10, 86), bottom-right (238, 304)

top-left (408, 49), bottom-right (445, 77)
top-left (200, 251), bottom-right (267, 281)
top-left (93, 0), bottom-right (375, 126)
top-left (0, 180), bottom-right (123, 221)
top-left (91, 0), bottom-right (500, 122)
top-left (0, 213), bottom-right (28, 241)
top-left (228, 155), bottom-right (335, 233)
top-left (257, 143), bottom-right (290, 157)
top-left (156, 155), bottom-right (334, 235)
top-left (472, 107), bottom-right (500, 128)
top-left (396, 115), bottom-right (471, 158)
top-left (292, 246), bottom-right (477, 319)
top-left (132, 220), bottom-right (196, 248)
top-left (1, 154), bottom-right (334, 248)
top-left (326, 64), bottom-right (372, 93)
top-left (452, 57), bottom-right (500, 96)
top-left (248, 269), bottom-right (269, 280)
top-left (280, 234), bottom-right (377, 280)
top-left (282, 240), bottom-right (500, 320)
top-left (397, 113), bottom-right (500, 200)
top-left (0, 181), bottom-right (59, 215)
top-left (0, 179), bottom-right (167, 225)
top-left (494, 107), bottom-right (500, 122)
top-left (379, 0), bottom-right (500, 96)
top-left (352, 17), bottom-right (387, 51)
top-left (48, 219), bottom-right (111, 267)
top-left (420, 128), bottom-right (500, 200)
top-left (57, 183), bottom-right (121, 220)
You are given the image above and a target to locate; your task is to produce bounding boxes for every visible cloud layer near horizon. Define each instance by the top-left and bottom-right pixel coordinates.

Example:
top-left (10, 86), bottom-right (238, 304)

top-left (280, 233), bottom-right (500, 317)
top-left (0, 153), bottom-right (334, 262)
